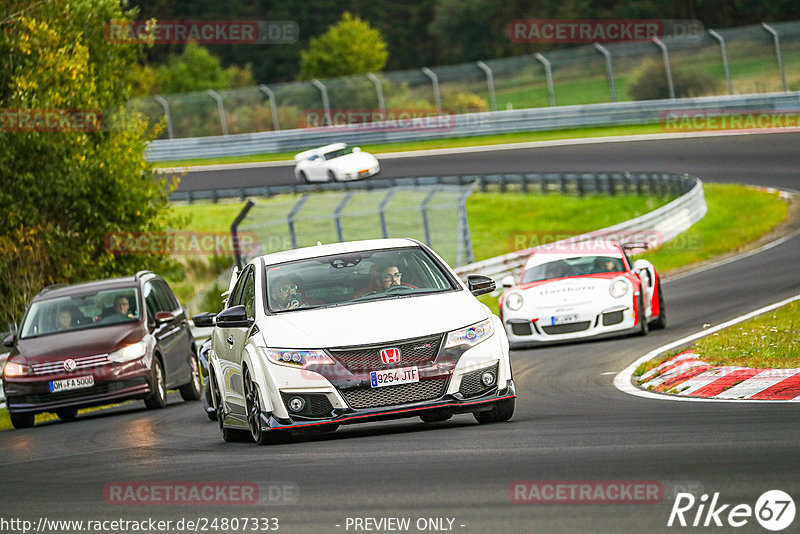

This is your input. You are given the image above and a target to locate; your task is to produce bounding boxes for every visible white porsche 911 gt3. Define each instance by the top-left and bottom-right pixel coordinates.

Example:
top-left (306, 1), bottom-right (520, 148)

top-left (294, 143), bottom-right (380, 183)
top-left (195, 238), bottom-right (515, 445)
top-left (499, 241), bottom-right (666, 347)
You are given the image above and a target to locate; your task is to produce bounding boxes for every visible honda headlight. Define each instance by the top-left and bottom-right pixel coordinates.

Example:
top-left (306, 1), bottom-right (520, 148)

top-left (610, 279), bottom-right (630, 299)
top-left (266, 349), bottom-right (335, 368)
top-left (107, 341), bottom-right (147, 363)
top-left (445, 318), bottom-right (494, 349)
top-left (505, 293), bottom-right (523, 311)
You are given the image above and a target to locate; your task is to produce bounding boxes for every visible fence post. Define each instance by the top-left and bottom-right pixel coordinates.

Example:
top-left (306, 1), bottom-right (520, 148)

top-left (421, 67), bottom-right (442, 114)
top-left (152, 95), bottom-right (174, 139)
top-left (421, 190), bottom-right (437, 247)
top-left (761, 23), bottom-right (788, 92)
top-left (707, 30), bottom-right (733, 95)
top-left (476, 61), bottom-right (498, 111)
top-left (593, 43), bottom-right (617, 103)
top-left (311, 79), bottom-right (332, 125)
top-left (651, 37), bottom-right (675, 99)
top-left (231, 200), bottom-right (255, 269)
top-left (535, 53), bottom-right (556, 107)
top-left (366, 73), bottom-right (386, 115)
top-left (378, 190), bottom-right (395, 238)
top-left (206, 90), bottom-right (229, 136)
top-left (457, 186), bottom-right (476, 266)
top-left (258, 84), bottom-right (281, 131)
top-left (334, 192), bottom-right (354, 242)
top-left (287, 195), bottom-right (309, 249)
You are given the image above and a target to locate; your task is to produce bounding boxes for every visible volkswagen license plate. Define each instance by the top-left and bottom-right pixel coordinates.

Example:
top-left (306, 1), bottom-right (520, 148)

top-left (49, 375), bottom-right (94, 393)
top-left (370, 366), bottom-right (419, 388)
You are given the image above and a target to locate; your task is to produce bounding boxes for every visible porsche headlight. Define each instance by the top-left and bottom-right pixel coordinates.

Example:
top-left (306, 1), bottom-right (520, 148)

top-left (505, 292), bottom-right (523, 311)
top-left (610, 279), bottom-right (630, 299)
top-left (107, 341), bottom-right (147, 363)
top-left (445, 318), bottom-right (494, 348)
top-left (266, 349), bottom-right (335, 368)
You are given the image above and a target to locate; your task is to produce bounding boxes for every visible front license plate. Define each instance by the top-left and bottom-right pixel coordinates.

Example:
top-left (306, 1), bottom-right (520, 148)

top-left (49, 375), bottom-right (94, 393)
top-left (551, 313), bottom-right (579, 325)
top-left (370, 366), bottom-right (419, 388)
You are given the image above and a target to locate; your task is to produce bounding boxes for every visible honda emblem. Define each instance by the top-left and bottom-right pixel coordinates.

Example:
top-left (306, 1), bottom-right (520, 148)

top-left (379, 347), bottom-right (401, 364)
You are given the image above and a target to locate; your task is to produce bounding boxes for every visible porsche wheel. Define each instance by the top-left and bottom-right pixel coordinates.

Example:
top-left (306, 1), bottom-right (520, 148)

top-left (650, 279), bottom-right (667, 330)
top-left (327, 170), bottom-right (337, 182)
top-left (178, 353), bottom-right (202, 401)
top-left (298, 171), bottom-right (308, 184)
top-left (637, 293), bottom-right (649, 336)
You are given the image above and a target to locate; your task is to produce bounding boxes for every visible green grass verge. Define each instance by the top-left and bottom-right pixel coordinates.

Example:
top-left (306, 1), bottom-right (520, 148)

top-left (0, 402), bottom-right (133, 432)
top-left (152, 123), bottom-right (666, 168)
top-left (634, 299), bottom-right (800, 378)
top-left (692, 300), bottom-right (800, 369)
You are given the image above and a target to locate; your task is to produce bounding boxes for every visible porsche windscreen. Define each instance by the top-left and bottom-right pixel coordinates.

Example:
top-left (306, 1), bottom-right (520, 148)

top-left (19, 287), bottom-right (141, 339)
top-left (521, 255), bottom-right (625, 283)
top-left (265, 247), bottom-right (457, 312)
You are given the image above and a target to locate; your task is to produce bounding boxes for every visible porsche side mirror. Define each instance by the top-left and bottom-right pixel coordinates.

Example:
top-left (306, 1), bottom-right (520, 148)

top-left (467, 275), bottom-right (495, 296)
top-left (501, 275), bottom-right (515, 288)
top-left (352, 147), bottom-right (361, 153)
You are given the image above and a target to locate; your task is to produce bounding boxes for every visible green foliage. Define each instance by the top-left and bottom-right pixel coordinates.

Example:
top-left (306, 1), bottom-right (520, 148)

top-left (299, 13), bottom-right (388, 80)
top-left (0, 0), bottom-right (184, 326)
top-left (628, 60), bottom-right (720, 101)
top-left (134, 44), bottom-right (254, 96)
top-left (441, 90), bottom-right (488, 113)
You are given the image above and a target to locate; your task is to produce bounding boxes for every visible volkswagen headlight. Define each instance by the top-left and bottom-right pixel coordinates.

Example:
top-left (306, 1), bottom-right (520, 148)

top-left (107, 341), bottom-right (147, 363)
top-left (3, 359), bottom-right (31, 378)
top-left (610, 279), bottom-right (630, 299)
top-left (505, 292), bottom-right (523, 311)
top-left (266, 349), bottom-right (335, 368)
top-left (445, 318), bottom-right (494, 348)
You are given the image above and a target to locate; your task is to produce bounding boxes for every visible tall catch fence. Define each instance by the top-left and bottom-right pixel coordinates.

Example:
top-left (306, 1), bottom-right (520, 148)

top-left (233, 184), bottom-right (476, 268)
top-left (130, 21), bottom-right (800, 140)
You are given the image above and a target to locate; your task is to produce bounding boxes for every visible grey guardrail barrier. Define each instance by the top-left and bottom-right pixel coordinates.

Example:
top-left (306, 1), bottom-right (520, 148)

top-left (453, 173), bottom-right (706, 283)
top-left (169, 171), bottom-right (691, 203)
top-left (146, 92), bottom-right (800, 162)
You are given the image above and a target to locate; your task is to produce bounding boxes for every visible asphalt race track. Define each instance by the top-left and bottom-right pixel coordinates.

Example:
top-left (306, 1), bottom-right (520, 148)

top-left (2, 132), bottom-right (799, 534)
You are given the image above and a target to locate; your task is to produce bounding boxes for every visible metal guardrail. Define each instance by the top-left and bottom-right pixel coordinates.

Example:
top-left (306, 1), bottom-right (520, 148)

top-left (147, 92), bottom-right (800, 162)
top-left (169, 171), bottom-right (691, 203)
top-left (453, 174), bottom-right (706, 283)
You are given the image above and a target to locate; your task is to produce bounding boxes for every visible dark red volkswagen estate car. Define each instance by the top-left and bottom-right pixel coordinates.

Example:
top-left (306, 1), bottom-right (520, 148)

top-left (2, 271), bottom-right (201, 429)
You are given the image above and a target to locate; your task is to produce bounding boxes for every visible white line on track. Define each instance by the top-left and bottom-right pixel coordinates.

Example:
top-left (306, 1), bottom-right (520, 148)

top-left (613, 293), bottom-right (800, 403)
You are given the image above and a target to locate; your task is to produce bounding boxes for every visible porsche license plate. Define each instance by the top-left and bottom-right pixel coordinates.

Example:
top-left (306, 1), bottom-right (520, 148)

top-left (49, 375), bottom-right (94, 393)
top-left (551, 313), bottom-right (579, 325)
top-left (370, 366), bottom-right (419, 388)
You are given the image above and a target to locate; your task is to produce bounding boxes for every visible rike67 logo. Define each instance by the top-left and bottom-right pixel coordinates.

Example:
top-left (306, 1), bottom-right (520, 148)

top-left (668, 490), bottom-right (795, 531)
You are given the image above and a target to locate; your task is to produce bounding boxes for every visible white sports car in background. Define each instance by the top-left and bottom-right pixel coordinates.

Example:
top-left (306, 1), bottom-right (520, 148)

top-left (499, 241), bottom-right (666, 347)
top-left (195, 238), bottom-right (515, 445)
top-left (294, 143), bottom-right (380, 183)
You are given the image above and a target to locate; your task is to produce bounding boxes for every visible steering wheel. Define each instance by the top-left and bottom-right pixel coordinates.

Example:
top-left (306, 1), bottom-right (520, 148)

top-left (384, 285), bottom-right (412, 293)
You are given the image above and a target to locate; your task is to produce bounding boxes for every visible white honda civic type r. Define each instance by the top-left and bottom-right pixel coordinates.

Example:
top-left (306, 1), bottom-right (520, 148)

top-left (195, 238), bottom-right (515, 445)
